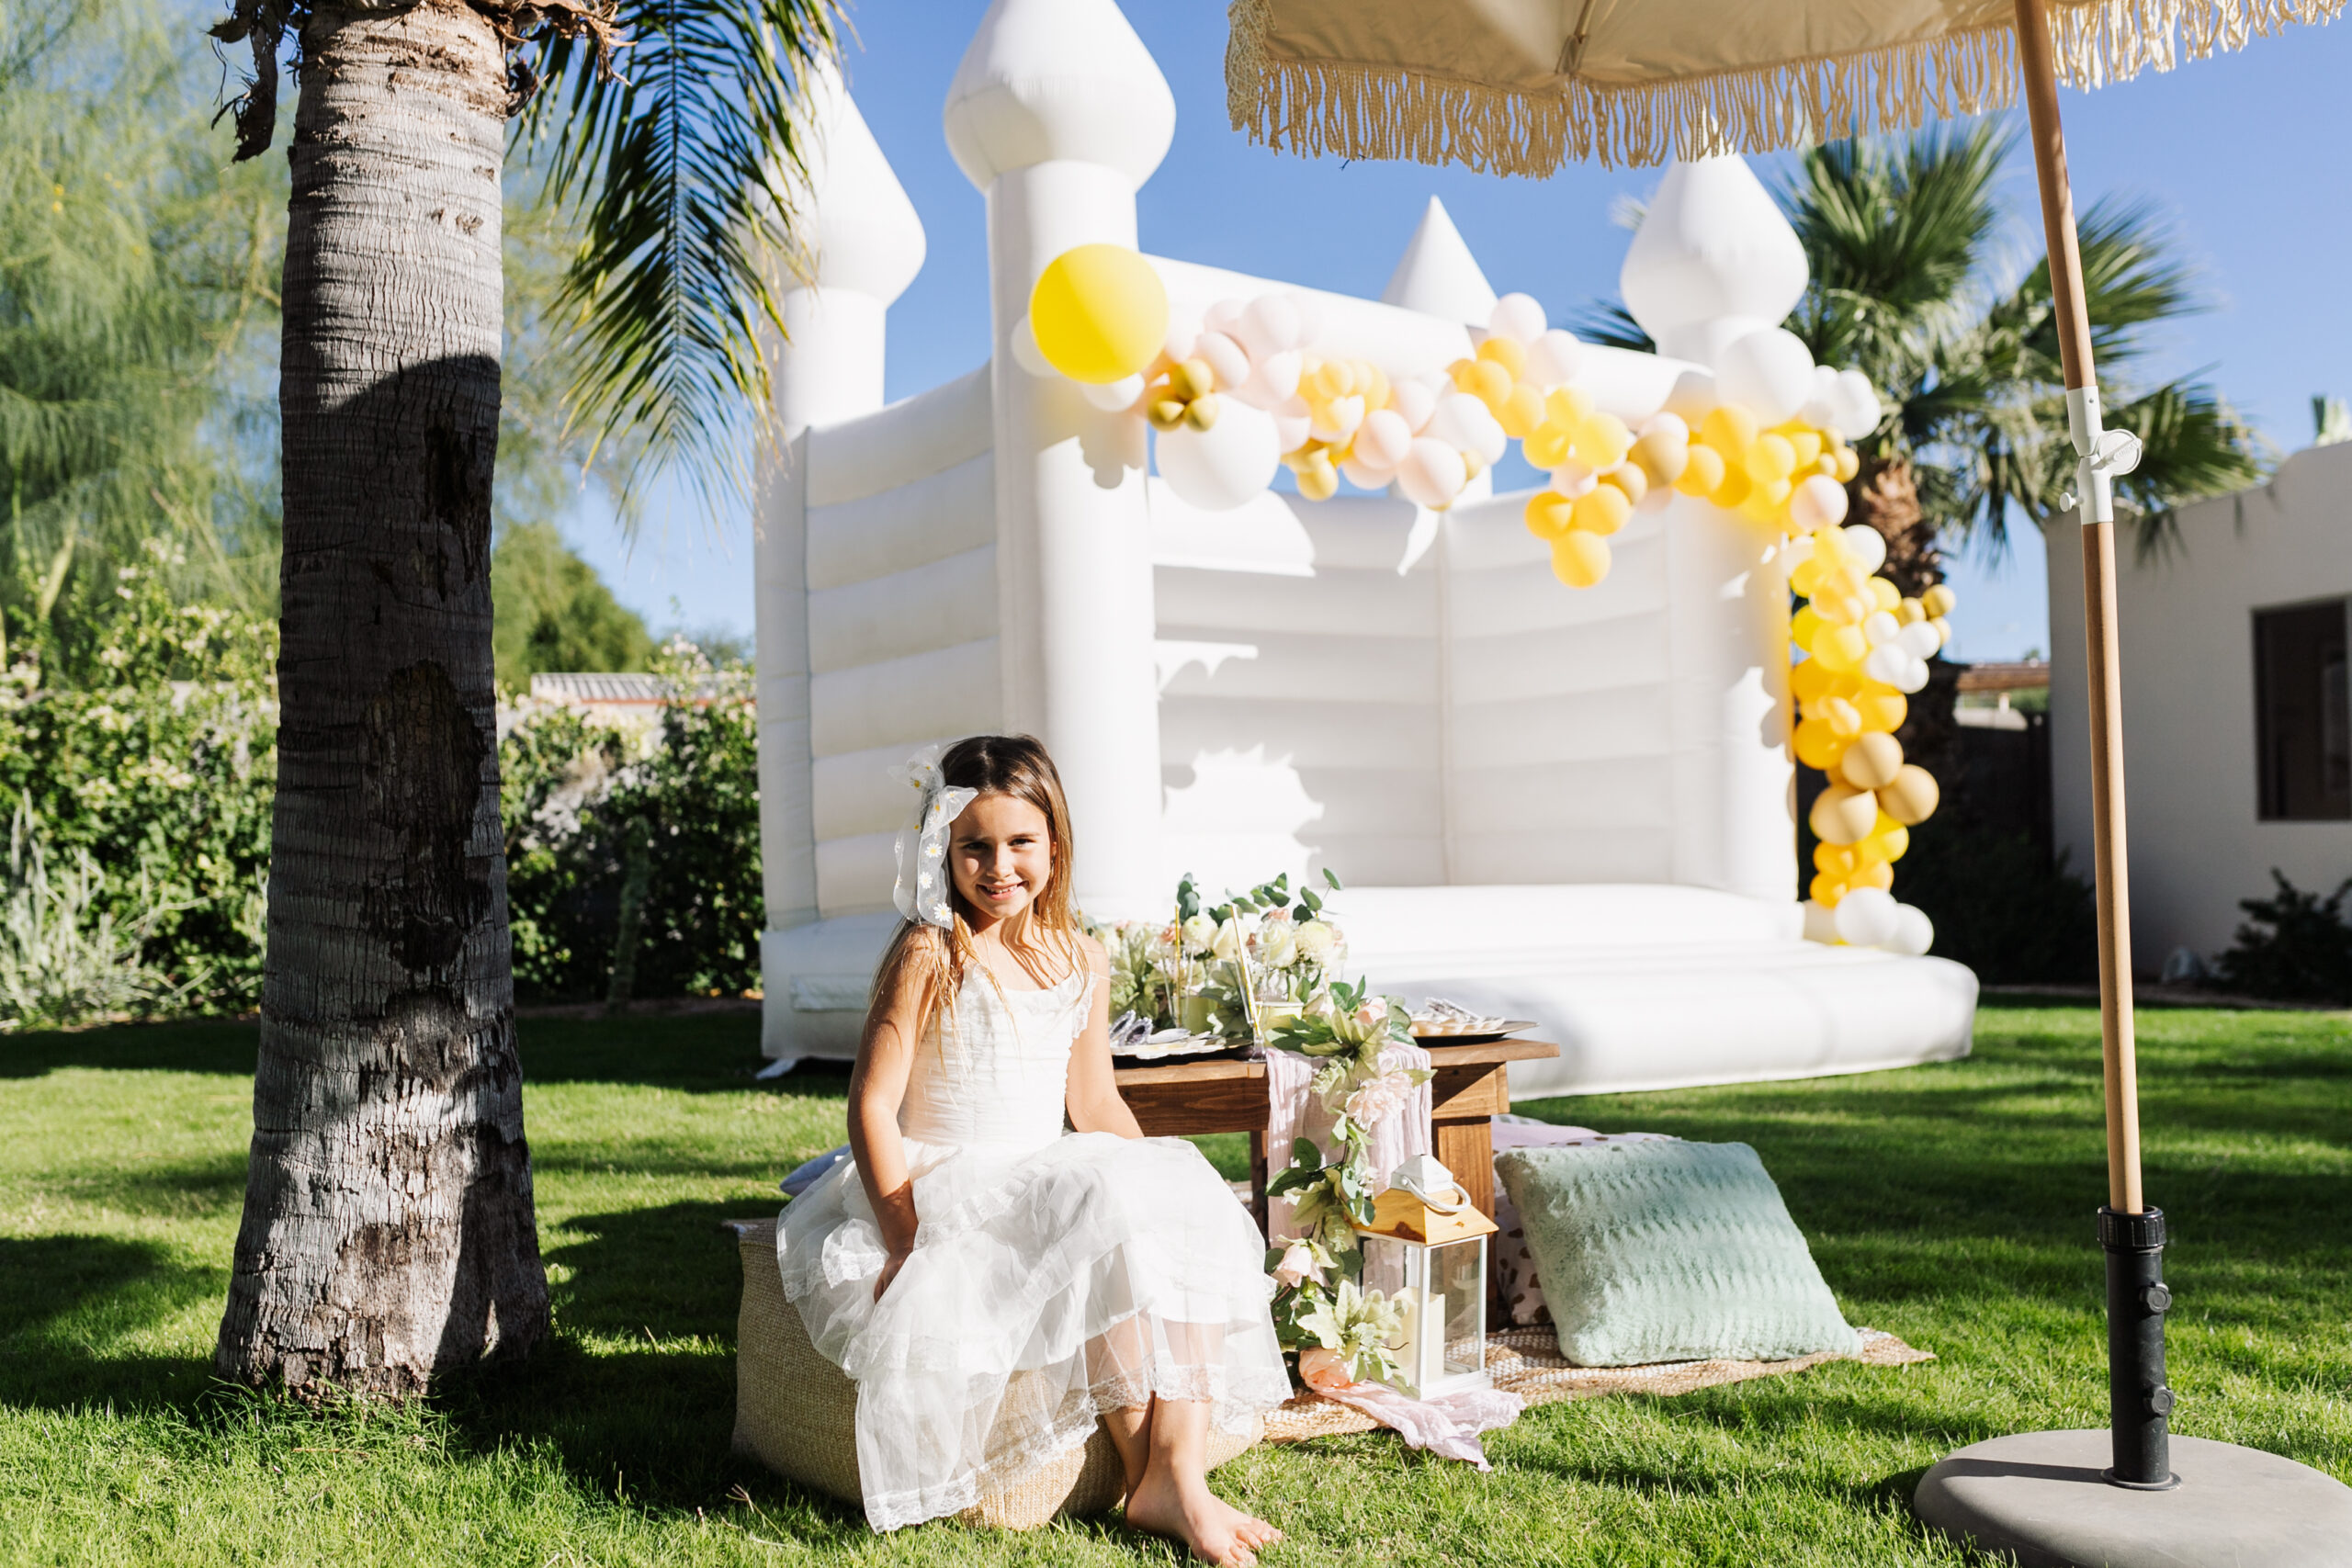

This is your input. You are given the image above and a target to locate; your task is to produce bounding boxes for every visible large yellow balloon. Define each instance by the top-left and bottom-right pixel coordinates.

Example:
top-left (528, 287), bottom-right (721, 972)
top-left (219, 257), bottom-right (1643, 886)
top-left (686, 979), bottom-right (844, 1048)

top-left (1523, 491), bottom-right (1577, 542)
top-left (1551, 531), bottom-right (1611, 588)
top-left (1028, 245), bottom-right (1169, 384)
top-left (1809, 783), bottom-right (1879, 846)
top-left (1572, 485), bottom-right (1632, 537)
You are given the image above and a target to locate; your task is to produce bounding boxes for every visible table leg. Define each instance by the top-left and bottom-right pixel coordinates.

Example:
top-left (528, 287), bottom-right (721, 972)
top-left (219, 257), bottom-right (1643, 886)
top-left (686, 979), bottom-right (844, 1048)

top-left (1433, 1118), bottom-right (1496, 1217)
top-left (1249, 1130), bottom-right (1269, 1238)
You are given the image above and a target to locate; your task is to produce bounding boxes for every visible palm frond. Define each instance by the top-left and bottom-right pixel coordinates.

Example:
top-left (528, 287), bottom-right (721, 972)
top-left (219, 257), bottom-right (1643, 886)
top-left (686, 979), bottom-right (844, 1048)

top-left (1566, 299), bottom-right (1651, 354)
top-left (519, 0), bottom-right (842, 502)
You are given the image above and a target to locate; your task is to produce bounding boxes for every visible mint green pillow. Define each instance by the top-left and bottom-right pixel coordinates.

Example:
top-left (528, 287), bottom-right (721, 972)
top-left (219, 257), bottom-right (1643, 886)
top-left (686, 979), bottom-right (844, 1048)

top-left (1492, 1140), bottom-right (1860, 1367)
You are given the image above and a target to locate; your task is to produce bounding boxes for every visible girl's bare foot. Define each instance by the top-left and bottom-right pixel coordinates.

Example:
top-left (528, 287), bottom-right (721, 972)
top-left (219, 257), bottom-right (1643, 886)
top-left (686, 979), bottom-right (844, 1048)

top-left (1125, 1469), bottom-right (1282, 1566)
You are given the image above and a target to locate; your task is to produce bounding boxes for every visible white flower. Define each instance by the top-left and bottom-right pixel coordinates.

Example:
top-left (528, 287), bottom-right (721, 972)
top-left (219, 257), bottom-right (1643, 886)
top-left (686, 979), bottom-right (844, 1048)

top-left (1181, 913), bottom-right (1216, 953)
top-left (1259, 927), bottom-right (1298, 969)
top-left (1294, 920), bottom-right (1338, 962)
top-left (1272, 1241), bottom-right (1323, 1290)
top-left (1211, 919), bottom-right (1244, 962)
top-left (1304, 991), bottom-right (1338, 1022)
top-left (1343, 1069), bottom-right (1415, 1129)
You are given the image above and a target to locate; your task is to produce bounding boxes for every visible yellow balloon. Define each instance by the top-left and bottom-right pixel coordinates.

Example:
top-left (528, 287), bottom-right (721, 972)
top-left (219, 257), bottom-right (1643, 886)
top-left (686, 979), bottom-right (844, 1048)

top-left (1814, 841), bottom-right (1860, 878)
top-left (1869, 577), bottom-right (1902, 613)
top-left (1295, 457), bottom-right (1339, 502)
top-left (1498, 383), bottom-right (1547, 439)
top-left (1524, 424), bottom-right (1574, 469)
top-left (1792, 604), bottom-right (1825, 649)
top-left (1834, 445), bottom-right (1860, 482)
top-left (1468, 359), bottom-right (1513, 410)
top-left (1677, 443), bottom-right (1727, 496)
top-left (1577, 412), bottom-right (1634, 470)
top-left (1632, 429), bottom-right (1690, 484)
top-left (1789, 656), bottom-right (1835, 703)
top-left (1867, 820), bottom-right (1911, 863)
top-left (1600, 461), bottom-right (1648, 506)
top-left (1879, 763), bottom-right (1940, 826)
top-left (1544, 385), bottom-right (1595, 427)
top-left (1711, 466), bottom-right (1753, 511)
top-left (1447, 357), bottom-right (1479, 392)
top-left (1028, 244), bottom-right (1170, 384)
top-left (1523, 491), bottom-right (1577, 542)
top-left (1853, 860), bottom-right (1895, 891)
top-left (1793, 718), bottom-right (1848, 772)
top-left (1813, 624), bottom-right (1868, 673)
top-left (1809, 872), bottom-right (1847, 908)
top-left (1573, 484), bottom-right (1633, 537)
top-left (1702, 404), bottom-right (1760, 455)
top-left (1750, 434), bottom-right (1797, 481)
top-left (1822, 696), bottom-right (1862, 739)
top-left (1551, 531), bottom-right (1611, 588)
top-left (1476, 335), bottom-right (1527, 378)
top-left (1922, 583), bottom-right (1958, 617)
top-left (1787, 429), bottom-right (1824, 468)
top-left (1809, 783), bottom-right (1880, 846)
top-left (1854, 689), bottom-right (1907, 734)
top-left (1838, 730), bottom-right (1905, 790)
top-left (1789, 557), bottom-right (1826, 597)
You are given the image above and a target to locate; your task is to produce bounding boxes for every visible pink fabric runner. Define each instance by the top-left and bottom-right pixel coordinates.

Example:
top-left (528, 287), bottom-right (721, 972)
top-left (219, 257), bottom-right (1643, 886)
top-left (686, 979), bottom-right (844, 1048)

top-left (1304, 1379), bottom-right (1524, 1469)
top-left (1258, 1041), bottom-right (1432, 1246)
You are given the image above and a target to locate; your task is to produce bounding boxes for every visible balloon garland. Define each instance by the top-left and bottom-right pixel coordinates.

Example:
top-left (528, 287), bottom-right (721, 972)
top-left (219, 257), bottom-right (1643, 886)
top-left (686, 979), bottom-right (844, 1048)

top-left (1014, 247), bottom-right (1956, 954)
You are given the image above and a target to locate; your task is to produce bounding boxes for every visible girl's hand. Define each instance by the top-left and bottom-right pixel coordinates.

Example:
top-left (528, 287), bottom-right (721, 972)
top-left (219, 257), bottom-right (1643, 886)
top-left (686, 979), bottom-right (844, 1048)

top-left (874, 1247), bottom-right (913, 1302)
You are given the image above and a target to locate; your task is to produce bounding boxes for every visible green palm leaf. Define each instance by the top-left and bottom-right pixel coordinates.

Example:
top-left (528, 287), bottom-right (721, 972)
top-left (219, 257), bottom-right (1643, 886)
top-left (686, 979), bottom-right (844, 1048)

top-left (520, 0), bottom-right (841, 498)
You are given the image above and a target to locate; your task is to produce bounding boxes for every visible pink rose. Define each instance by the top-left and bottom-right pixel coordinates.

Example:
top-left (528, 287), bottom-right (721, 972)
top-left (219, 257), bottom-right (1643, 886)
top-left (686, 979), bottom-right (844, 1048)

top-left (1343, 1069), bottom-right (1414, 1129)
top-left (1351, 998), bottom-right (1388, 1033)
top-left (1296, 1345), bottom-right (1354, 1393)
top-left (1272, 1241), bottom-right (1322, 1290)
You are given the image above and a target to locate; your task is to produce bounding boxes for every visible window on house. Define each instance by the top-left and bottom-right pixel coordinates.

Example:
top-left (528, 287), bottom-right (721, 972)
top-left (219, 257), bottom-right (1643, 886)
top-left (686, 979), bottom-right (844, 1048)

top-left (2253, 598), bottom-right (2350, 820)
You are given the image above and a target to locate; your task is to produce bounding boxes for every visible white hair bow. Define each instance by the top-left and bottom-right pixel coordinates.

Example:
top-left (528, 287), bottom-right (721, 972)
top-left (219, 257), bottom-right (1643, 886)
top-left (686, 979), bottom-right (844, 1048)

top-left (891, 745), bottom-right (977, 930)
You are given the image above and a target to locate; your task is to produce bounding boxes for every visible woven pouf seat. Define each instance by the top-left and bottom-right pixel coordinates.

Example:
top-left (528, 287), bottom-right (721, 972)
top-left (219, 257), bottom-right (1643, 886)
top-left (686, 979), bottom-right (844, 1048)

top-left (731, 1218), bottom-right (1260, 1529)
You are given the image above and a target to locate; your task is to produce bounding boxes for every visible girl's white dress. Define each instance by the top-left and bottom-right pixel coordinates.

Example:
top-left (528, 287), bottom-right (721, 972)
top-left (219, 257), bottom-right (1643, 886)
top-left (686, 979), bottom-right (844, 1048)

top-left (777, 967), bottom-right (1290, 1530)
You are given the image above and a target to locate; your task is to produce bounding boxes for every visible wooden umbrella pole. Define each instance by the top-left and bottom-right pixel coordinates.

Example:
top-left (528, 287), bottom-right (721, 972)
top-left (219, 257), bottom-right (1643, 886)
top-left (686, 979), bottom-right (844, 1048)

top-left (2013, 0), bottom-right (2143, 1215)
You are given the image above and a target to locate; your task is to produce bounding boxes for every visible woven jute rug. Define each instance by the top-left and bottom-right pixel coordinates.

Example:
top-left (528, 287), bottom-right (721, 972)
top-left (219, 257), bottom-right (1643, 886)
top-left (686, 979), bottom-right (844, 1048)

top-left (1262, 1326), bottom-right (1933, 1444)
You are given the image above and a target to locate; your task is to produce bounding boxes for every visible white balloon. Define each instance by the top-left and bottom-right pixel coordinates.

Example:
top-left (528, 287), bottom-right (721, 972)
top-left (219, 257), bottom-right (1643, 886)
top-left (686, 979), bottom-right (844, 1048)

top-left (1781, 533), bottom-right (1817, 567)
top-left (1157, 398), bottom-right (1282, 511)
top-left (1802, 898), bottom-right (1840, 944)
top-left (1202, 298), bottom-right (1246, 337)
top-left (1894, 652), bottom-right (1931, 694)
top-left (1310, 393), bottom-right (1365, 446)
top-left (1389, 380), bottom-right (1438, 435)
top-left (1664, 367), bottom-right (1718, 423)
top-left (1272, 398), bottom-right (1312, 454)
top-left (1889, 904), bottom-right (1935, 956)
top-left (1488, 292), bottom-right (1548, 344)
top-left (1353, 407), bottom-right (1413, 469)
top-left (1161, 307), bottom-right (1202, 367)
top-left (1011, 312), bottom-right (1052, 378)
top-left (1896, 620), bottom-right (1942, 660)
top-left (1862, 610), bottom-right (1903, 648)
top-left (1285, 293), bottom-right (1326, 353)
top-left (1430, 393), bottom-right (1507, 465)
top-left (1637, 410), bottom-right (1690, 445)
top-left (1547, 462), bottom-right (1598, 499)
top-left (1833, 886), bottom-right (1901, 947)
top-left (1637, 484), bottom-right (1675, 513)
top-left (1831, 368), bottom-right (1883, 441)
top-left (1396, 439), bottom-right (1468, 509)
top-left (1839, 523), bottom-right (1887, 573)
top-left (1080, 374), bottom-right (1143, 412)
top-left (1861, 645), bottom-right (1911, 690)
top-left (1236, 295), bottom-right (1303, 360)
top-left (1193, 331), bottom-right (1250, 392)
top-left (1340, 454), bottom-right (1396, 490)
top-left (1790, 473), bottom-right (1850, 530)
top-left (1797, 364), bottom-right (1841, 428)
top-left (1715, 328), bottom-right (1816, 426)
top-left (1524, 328), bottom-right (1584, 389)
top-left (1236, 348), bottom-right (1302, 410)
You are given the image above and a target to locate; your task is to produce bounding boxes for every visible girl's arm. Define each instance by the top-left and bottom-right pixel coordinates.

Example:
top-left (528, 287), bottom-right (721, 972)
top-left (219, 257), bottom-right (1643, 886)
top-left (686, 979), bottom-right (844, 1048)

top-left (846, 937), bottom-right (933, 1299)
top-left (1065, 934), bottom-right (1143, 1138)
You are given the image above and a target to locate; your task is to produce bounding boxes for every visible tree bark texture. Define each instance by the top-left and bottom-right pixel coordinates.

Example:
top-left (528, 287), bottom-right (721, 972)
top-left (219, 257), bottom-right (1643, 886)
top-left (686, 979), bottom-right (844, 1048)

top-left (216, 0), bottom-right (547, 1395)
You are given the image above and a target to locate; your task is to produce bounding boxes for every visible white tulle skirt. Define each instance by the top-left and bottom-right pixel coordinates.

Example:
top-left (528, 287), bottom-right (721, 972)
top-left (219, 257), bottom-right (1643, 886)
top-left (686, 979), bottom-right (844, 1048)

top-left (777, 1130), bottom-right (1291, 1530)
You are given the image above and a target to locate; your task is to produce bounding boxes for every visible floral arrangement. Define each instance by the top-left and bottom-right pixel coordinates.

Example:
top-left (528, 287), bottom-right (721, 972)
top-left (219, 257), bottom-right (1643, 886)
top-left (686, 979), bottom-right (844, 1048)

top-left (1100, 869), bottom-right (1349, 1045)
top-left (1261, 978), bottom-right (1429, 1372)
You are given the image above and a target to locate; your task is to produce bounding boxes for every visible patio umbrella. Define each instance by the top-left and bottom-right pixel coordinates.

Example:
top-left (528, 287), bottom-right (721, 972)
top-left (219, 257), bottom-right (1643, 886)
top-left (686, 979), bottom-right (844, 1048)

top-left (1227, 1), bottom-right (2352, 1560)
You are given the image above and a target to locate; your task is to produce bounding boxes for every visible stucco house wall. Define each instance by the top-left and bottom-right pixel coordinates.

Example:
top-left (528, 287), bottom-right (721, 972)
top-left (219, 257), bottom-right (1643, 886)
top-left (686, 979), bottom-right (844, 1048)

top-left (2046, 440), bottom-right (2352, 969)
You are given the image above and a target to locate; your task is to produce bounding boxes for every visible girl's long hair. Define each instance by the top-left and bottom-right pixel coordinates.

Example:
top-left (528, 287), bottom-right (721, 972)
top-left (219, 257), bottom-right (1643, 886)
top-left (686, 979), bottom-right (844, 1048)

top-left (865, 734), bottom-right (1082, 1055)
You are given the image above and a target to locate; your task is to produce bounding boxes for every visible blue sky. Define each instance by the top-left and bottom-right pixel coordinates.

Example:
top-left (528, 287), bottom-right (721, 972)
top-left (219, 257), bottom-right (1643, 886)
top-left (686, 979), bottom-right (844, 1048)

top-left (560, 4), bottom-right (2352, 665)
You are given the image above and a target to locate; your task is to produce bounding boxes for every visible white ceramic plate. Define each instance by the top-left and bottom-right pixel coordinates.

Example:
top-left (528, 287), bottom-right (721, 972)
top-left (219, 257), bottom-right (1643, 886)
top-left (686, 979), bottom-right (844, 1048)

top-left (1110, 1032), bottom-right (1242, 1062)
top-left (1409, 1018), bottom-right (1540, 1043)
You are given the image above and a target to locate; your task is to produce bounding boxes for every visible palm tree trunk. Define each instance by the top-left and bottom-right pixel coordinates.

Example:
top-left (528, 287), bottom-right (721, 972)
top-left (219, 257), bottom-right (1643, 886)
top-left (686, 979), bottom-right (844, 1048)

top-left (216, 0), bottom-right (546, 1395)
top-left (1849, 452), bottom-right (1962, 807)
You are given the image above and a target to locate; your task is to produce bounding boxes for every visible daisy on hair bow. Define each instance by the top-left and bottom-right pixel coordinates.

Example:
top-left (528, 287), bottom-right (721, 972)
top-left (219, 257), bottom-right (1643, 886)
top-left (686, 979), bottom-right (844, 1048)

top-left (891, 744), bottom-right (977, 930)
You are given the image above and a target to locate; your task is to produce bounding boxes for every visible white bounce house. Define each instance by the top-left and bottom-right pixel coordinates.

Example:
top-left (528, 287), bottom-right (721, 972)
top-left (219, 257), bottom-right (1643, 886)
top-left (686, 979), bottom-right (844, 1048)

top-left (751, 0), bottom-right (1977, 1098)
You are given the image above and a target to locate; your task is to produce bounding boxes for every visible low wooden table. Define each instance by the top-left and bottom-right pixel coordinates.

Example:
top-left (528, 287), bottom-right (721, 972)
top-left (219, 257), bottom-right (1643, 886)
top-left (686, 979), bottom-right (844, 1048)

top-left (1113, 1038), bottom-right (1560, 1235)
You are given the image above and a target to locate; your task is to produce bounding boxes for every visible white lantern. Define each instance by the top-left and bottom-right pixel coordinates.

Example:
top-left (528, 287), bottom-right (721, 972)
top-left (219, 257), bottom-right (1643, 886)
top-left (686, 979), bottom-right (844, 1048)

top-left (1355, 1154), bottom-right (1497, 1398)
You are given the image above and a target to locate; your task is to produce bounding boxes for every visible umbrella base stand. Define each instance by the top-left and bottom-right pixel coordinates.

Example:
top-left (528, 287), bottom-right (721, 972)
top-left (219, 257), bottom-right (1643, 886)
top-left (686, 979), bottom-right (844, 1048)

top-left (1913, 1430), bottom-right (2352, 1566)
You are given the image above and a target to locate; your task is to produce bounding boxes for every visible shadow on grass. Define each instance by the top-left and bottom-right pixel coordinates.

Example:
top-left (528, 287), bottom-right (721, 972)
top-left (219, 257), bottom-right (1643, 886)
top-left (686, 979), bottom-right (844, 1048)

top-left (0, 1235), bottom-right (221, 1412)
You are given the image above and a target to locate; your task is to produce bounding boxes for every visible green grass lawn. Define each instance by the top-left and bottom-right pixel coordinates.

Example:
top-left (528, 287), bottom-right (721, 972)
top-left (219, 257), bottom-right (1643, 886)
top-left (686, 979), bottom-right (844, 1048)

top-left (2, 1002), bottom-right (2346, 1565)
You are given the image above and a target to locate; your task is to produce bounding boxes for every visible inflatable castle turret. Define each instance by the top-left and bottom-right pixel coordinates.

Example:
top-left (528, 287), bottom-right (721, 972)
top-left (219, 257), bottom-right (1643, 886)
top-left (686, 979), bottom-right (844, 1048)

top-left (754, 0), bottom-right (1977, 1095)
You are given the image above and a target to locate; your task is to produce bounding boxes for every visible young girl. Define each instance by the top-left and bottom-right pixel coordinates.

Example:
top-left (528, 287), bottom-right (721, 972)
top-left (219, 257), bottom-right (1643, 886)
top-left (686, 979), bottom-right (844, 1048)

top-left (779, 735), bottom-right (1289, 1564)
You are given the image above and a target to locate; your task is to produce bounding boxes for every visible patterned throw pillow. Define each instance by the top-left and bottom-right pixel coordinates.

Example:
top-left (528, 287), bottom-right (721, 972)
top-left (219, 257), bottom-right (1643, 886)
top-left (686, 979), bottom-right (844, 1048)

top-left (1494, 1139), bottom-right (1860, 1366)
top-left (1487, 1120), bottom-right (1676, 1326)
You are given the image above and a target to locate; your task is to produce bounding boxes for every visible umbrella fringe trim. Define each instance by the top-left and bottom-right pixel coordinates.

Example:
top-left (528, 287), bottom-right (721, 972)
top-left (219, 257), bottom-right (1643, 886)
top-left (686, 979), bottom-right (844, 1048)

top-left (1227, 0), bottom-right (2344, 175)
